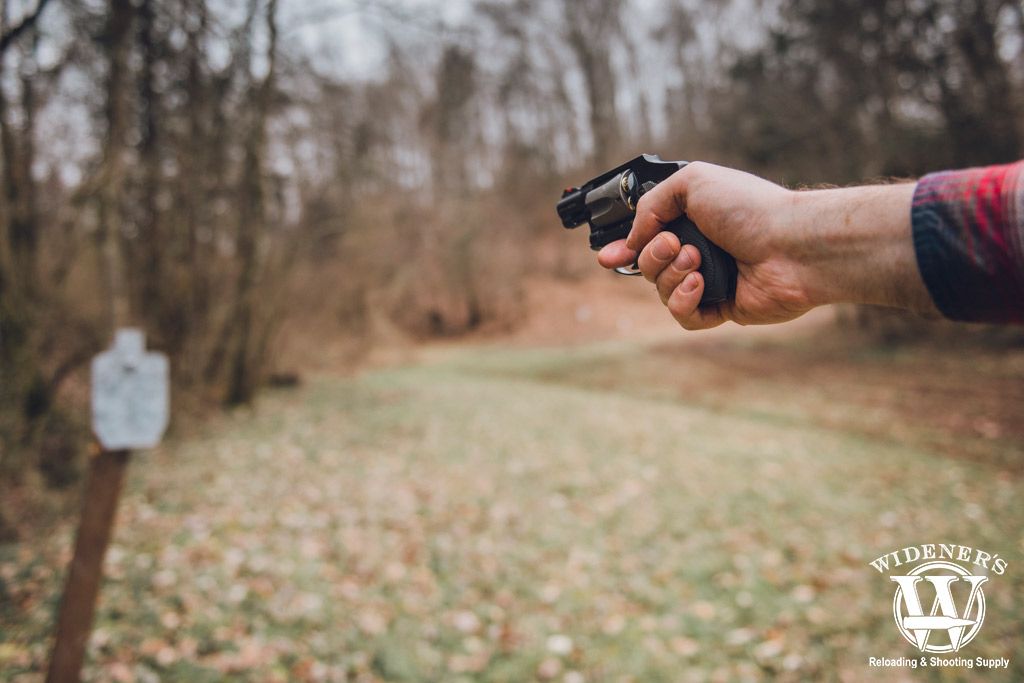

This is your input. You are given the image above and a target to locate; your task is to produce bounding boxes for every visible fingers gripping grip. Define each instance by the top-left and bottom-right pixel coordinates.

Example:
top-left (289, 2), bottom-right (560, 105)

top-left (666, 215), bottom-right (737, 305)
top-left (558, 154), bottom-right (738, 307)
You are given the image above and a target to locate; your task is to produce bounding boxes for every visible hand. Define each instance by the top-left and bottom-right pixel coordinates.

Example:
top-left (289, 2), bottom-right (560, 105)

top-left (597, 161), bottom-right (934, 329)
top-left (598, 162), bottom-right (815, 329)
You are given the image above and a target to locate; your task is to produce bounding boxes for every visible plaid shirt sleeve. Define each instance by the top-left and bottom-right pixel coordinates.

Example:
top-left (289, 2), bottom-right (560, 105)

top-left (911, 160), bottom-right (1024, 324)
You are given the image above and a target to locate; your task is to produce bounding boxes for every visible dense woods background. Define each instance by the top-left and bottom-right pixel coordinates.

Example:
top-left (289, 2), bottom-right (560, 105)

top-left (1, 0), bottom-right (1023, 538)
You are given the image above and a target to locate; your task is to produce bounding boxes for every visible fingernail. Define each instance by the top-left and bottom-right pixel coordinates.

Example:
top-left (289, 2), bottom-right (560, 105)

top-left (672, 248), bottom-right (693, 271)
top-left (651, 234), bottom-right (673, 261)
top-left (682, 272), bottom-right (699, 293)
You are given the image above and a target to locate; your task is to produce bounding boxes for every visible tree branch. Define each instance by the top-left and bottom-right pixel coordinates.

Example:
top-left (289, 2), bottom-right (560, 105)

top-left (0, 0), bottom-right (53, 55)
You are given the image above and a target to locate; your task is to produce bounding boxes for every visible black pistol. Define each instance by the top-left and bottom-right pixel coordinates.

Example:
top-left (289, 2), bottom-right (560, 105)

top-left (557, 154), bottom-right (737, 306)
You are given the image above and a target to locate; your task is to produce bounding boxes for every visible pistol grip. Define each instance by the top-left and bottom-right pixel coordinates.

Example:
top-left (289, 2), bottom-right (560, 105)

top-left (665, 215), bottom-right (737, 306)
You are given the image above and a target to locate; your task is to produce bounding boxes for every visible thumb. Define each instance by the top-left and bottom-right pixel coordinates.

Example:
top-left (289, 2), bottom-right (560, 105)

top-left (625, 163), bottom-right (697, 252)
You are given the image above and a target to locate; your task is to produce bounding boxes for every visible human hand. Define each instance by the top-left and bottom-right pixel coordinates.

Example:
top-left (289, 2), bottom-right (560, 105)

top-left (597, 161), bottom-right (932, 329)
top-left (597, 162), bottom-right (815, 329)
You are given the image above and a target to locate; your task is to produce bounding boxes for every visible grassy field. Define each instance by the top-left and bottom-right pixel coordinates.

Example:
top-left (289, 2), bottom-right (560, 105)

top-left (2, 329), bottom-right (1023, 682)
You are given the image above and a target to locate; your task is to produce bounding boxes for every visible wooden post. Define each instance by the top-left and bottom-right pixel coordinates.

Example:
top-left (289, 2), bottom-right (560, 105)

top-left (46, 448), bottom-right (131, 683)
top-left (46, 328), bottom-right (168, 682)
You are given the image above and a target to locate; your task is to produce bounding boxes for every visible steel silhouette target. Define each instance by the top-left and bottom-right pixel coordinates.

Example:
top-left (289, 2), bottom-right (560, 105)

top-left (91, 328), bottom-right (169, 450)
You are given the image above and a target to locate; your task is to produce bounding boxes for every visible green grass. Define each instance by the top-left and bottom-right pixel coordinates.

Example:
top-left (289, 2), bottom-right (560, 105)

top-left (2, 337), bottom-right (1022, 681)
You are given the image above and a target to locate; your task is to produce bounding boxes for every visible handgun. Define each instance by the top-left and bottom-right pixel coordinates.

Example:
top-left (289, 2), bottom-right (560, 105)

top-left (557, 154), bottom-right (737, 306)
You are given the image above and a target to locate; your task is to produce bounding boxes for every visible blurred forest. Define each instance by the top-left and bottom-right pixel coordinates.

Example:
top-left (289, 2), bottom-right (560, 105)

top-left (0, 0), bottom-right (1023, 539)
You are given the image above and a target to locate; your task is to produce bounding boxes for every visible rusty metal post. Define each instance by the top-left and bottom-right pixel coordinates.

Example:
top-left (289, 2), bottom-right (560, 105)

top-left (46, 448), bottom-right (131, 683)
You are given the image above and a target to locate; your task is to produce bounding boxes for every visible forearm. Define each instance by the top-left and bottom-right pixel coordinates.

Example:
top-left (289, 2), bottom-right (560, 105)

top-left (787, 183), bottom-right (940, 315)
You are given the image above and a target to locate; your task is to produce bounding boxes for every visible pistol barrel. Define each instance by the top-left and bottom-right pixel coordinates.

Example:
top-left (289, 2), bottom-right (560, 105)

top-left (557, 187), bottom-right (589, 228)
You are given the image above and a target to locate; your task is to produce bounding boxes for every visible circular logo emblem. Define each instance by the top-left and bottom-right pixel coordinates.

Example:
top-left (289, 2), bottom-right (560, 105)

top-left (891, 561), bottom-right (987, 653)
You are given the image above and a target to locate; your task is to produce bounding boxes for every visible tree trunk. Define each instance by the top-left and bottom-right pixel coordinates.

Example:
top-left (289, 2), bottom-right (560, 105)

top-left (0, 0), bottom-right (49, 480)
top-left (96, 0), bottom-right (134, 332)
top-left (135, 0), bottom-right (166, 349)
top-left (223, 0), bottom-right (277, 405)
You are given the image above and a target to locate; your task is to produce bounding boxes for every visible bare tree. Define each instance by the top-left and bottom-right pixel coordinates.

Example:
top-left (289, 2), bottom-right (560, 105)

top-left (561, 0), bottom-right (625, 168)
top-left (0, 0), bottom-right (56, 475)
top-left (223, 0), bottom-right (279, 405)
top-left (711, 0), bottom-right (1024, 180)
top-left (95, 0), bottom-right (133, 330)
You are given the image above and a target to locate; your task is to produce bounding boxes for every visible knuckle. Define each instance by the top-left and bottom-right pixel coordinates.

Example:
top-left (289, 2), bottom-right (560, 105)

top-left (639, 249), bottom-right (662, 283)
top-left (638, 257), bottom-right (655, 281)
top-left (656, 281), bottom-right (672, 305)
top-left (638, 187), bottom-right (676, 226)
top-left (683, 161), bottom-right (714, 182)
top-left (686, 244), bottom-right (703, 269)
top-left (656, 268), bottom-right (683, 303)
top-left (666, 292), bottom-right (694, 320)
top-left (635, 191), bottom-right (654, 215)
top-left (684, 160), bottom-right (707, 174)
top-left (673, 311), bottom-right (700, 331)
top-left (669, 248), bottom-right (695, 274)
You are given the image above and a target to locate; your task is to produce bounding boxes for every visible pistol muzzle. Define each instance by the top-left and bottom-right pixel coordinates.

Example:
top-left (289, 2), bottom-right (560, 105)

top-left (557, 187), bottom-right (588, 228)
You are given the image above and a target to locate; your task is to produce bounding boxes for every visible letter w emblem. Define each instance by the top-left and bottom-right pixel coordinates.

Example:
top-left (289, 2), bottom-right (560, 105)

top-left (890, 574), bottom-right (988, 651)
